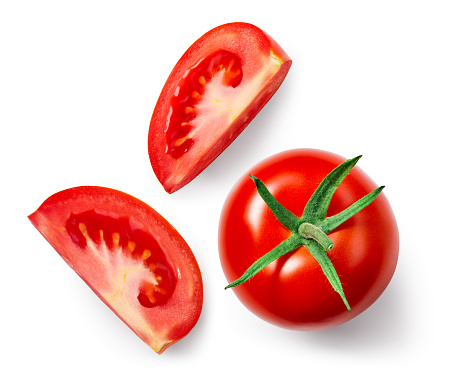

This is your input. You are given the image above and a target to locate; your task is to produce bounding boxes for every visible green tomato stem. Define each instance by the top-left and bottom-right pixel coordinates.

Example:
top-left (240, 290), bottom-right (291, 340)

top-left (298, 222), bottom-right (334, 251)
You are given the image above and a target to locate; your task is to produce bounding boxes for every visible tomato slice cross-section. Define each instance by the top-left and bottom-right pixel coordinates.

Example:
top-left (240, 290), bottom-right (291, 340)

top-left (149, 22), bottom-right (292, 193)
top-left (29, 186), bottom-right (203, 354)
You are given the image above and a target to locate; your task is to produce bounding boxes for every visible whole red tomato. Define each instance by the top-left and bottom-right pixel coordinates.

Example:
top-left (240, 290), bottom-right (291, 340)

top-left (149, 22), bottom-right (292, 193)
top-left (219, 149), bottom-right (399, 330)
top-left (29, 186), bottom-right (203, 353)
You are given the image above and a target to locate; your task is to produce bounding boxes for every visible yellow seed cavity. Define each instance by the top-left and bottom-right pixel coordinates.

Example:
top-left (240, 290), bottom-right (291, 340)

top-left (148, 262), bottom-right (157, 271)
top-left (198, 76), bottom-right (206, 85)
top-left (184, 106), bottom-right (194, 114)
top-left (142, 249), bottom-right (151, 260)
top-left (155, 275), bottom-right (162, 282)
top-left (192, 91), bottom-right (200, 98)
top-left (112, 232), bottom-right (120, 246)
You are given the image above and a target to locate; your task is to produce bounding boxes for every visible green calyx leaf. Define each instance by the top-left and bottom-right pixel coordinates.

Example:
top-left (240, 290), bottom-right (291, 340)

top-left (225, 155), bottom-right (385, 311)
top-left (304, 239), bottom-right (351, 311)
top-left (302, 155), bottom-right (362, 223)
top-left (248, 175), bottom-right (301, 232)
top-left (225, 235), bottom-right (304, 290)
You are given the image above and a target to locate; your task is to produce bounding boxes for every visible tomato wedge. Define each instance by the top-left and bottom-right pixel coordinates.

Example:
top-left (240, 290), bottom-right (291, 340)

top-left (148, 22), bottom-right (292, 193)
top-left (29, 186), bottom-right (203, 354)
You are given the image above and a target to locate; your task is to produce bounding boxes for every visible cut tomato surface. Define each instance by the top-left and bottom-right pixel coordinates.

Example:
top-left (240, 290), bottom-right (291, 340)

top-left (149, 22), bottom-right (292, 193)
top-left (29, 186), bottom-right (203, 354)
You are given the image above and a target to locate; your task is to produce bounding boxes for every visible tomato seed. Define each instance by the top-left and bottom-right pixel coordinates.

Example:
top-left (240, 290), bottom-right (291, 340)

top-left (128, 240), bottom-right (136, 253)
top-left (78, 222), bottom-right (88, 237)
top-left (112, 232), bottom-right (120, 246)
top-left (142, 249), bottom-right (151, 260)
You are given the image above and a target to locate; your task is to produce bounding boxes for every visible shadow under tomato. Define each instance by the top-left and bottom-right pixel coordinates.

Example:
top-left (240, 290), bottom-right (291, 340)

top-left (160, 283), bottom-right (210, 357)
top-left (296, 272), bottom-right (410, 353)
top-left (194, 69), bottom-right (297, 188)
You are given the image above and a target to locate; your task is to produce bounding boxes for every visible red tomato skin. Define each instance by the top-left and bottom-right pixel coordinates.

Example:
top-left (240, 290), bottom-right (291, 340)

top-left (29, 186), bottom-right (203, 353)
top-left (219, 149), bottom-right (399, 330)
top-left (149, 22), bottom-right (292, 193)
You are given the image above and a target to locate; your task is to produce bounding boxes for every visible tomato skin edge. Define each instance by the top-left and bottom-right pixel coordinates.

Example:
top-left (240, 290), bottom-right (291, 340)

top-left (29, 186), bottom-right (203, 354)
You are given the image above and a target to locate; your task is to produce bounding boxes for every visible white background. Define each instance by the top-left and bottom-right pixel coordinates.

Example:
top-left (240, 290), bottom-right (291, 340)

top-left (1, 1), bottom-right (449, 383)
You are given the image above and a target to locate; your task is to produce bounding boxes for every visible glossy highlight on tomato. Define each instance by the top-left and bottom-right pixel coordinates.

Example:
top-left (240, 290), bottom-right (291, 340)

top-left (219, 149), bottom-right (399, 330)
top-left (29, 186), bottom-right (203, 354)
top-left (149, 22), bottom-right (292, 193)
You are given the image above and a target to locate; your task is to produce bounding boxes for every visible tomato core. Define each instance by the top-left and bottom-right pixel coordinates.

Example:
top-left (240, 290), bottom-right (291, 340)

top-left (65, 210), bottom-right (176, 307)
top-left (165, 49), bottom-right (243, 159)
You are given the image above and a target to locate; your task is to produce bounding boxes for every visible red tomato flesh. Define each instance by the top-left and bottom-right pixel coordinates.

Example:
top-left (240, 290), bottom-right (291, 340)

top-left (66, 210), bottom-right (176, 308)
top-left (149, 22), bottom-right (292, 193)
top-left (166, 49), bottom-right (243, 159)
top-left (219, 149), bottom-right (399, 330)
top-left (29, 187), bottom-right (203, 353)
